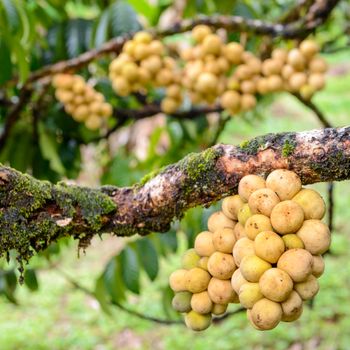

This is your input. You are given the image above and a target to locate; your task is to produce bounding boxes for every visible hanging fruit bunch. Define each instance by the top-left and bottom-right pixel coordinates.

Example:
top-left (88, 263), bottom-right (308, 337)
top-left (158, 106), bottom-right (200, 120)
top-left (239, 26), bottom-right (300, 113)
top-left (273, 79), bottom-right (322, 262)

top-left (169, 169), bottom-right (331, 331)
top-left (52, 74), bottom-right (112, 130)
top-left (108, 31), bottom-right (183, 114)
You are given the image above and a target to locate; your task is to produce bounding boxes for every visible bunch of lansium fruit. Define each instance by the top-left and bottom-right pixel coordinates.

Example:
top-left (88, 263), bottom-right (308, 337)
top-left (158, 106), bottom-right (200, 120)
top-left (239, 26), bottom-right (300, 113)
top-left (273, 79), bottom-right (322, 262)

top-left (169, 169), bottom-right (331, 331)
top-left (51, 25), bottom-right (327, 129)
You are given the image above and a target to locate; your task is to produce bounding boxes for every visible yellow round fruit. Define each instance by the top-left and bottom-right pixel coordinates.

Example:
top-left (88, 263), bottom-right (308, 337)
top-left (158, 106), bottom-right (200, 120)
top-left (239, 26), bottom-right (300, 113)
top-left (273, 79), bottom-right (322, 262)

top-left (267, 75), bottom-right (283, 92)
top-left (233, 222), bottom-right (246, 240)
top-left (155, 68), bottom-right (174, 86)
top-left (239, 282), bottom-right (263, 309)
top-left (224, 42), bottom-right (244, 64)
top-left (296, 219), bottom-right (331, 254)
top-left (207, 211), bottom-right (236, 232)
top-left (282, 65), bottom-right (295, 80)
top-left (241, 94), bottom-right (257, 111)
top-left (308, 73), bottom-right (325, 90)
top-left (133, 43), bottom-right (150, 61)
top-left (149, 40), bottom-right (164, 56)
top-left (202, 34), bottom-right (222, 55)
top-left (240, 255), bottom-right (272, 282)
top-left (197, 257), bottom-right (209, 271)
top-left (213, 228), bottom-right (236, 253)
top-left (55, 89), bottom-right (74, 104)
top-left (277, 248), bottom-right (313, 282)
top-left (262, 58), bottom-right (283, 76)
top-left (292, 188), bottom-right (325, 219)
top-left (289, 72), bottom-right (308, 91)
top-left (196, 72), bottom-right (218, 93)
top-left (287, 48), bottom-right (305, 70)
top-left (309, 57), bottom-right (327, 73)
top-left (73, 105), bottom-right (89, 121)
top-left (240, 80), bottom-right (256, 95)
top-left (100, 103), bottom-right (113, 118)
top-left (217, 56), bottom-right (230, 73)
top-left (248, 188), bottom-right (280, 217)
top-left (312, 255), bottom-right (325, 277)
top-left (235, 65), bottom-right (253, 80)
top-left (266, 169), bottom-right (302, 201)
top-left (251, 298), bottom-right (282, 330)
top-left (182, 249), bottom-right (201, 270)
top-left (191, 291), bottom-right (213, 314)
top-left (186, 267), bottom-right (211, 293)
top-left (232, 237), bottom-right (255, 266)
top-left (272, 48), bottom-right (288, 62)
top-left (112, 77), bottom-right (131, 96)
top-left (133, 31), bottom-right (153, 44)
top-left (254, 231), bottom-right (285, 263)
top-left (166, 84), bottom-right (182, 99)
top-left (212, 303), bottom-right (227, 315)
top-left (222, 195), bottom-right (244, 220)
top-left (220, 90), bottom-right (241, 112)
top-left (294, 275), bottom-right (319, 300)
top-left (282, 234), bottom-right (304, 249)
top-left (281, 290), bottom-right (303, 322)
top-left (185, 310), bottom-right (212, 331)
top-left (85, 115), bottom-right (102, 130)
top-left (169, 269), bottom-right (188, 292)
top-left (256, 77), bottom-right (270, 94)
top-left (194, 231), bottom-right (215, 257)
top-left (172, 291), bottom-right (192, 312)
top-left (246, 57), bottom-right (262, 74)
top-left (300, 84), bottom-right (315, 100)
top-left (237, 204), bottom-right (253, 226)
top-left (259, 268), bottom-right (293, 302)
top-left (53, 74), bottom-right (75, 89)
top-left (270, 200), bottom-right (304, 234)
top-left (231, 268), bottom-right (248, 294)
top-left (122, 62), bottom-right (139, 82)
top-left (141, 55), bottom-right (162, 74)
top-left (245, 214), bottom-right (273, 240)
top-left (299, 40), bottom-right (319, 59)
top-left (208, 252), bottom-right (236, 280)
top-left (192, 25), bottom-right (212, 43)
top-left (238, 175), bottom-right (266, 202)
top-left (208, 278), bottom-right (237, 304)
top-left (161, 97), bottom-right (179, 114)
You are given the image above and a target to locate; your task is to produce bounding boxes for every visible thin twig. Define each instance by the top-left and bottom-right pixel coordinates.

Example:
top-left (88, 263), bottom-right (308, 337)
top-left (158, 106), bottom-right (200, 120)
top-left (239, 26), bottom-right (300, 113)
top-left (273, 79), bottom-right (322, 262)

top-left (327, 182), bottom-right (334, 231)
top-left (210, 115), bottom-right (231, 146)
top-left (55, 267), bottom-right (182, 325)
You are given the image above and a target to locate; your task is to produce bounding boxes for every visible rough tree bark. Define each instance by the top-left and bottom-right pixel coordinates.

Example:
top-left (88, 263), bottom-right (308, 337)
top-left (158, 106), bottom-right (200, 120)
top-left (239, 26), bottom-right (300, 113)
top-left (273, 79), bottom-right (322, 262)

top-left (0, 126), bottom-right (349, 264)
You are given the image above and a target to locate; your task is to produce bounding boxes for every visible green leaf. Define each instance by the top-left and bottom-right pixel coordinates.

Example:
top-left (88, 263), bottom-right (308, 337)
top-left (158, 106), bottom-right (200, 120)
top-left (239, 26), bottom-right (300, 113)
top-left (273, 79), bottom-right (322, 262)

top-left (120, 246), bottom-right (140, 294)
top-left (24, 269), bottom-right (39, 291)
top-left (4, 270), bottom-right (17, 294)
top-left (0, 37), bottom-right (12, 85)
top-left (94, 274), bottom-right (112, 315)
top-left (136, 238), bottom-right (159, 281)
top-left (94, 9), bottom-right (110, 48)
top-left (126, 0), bottom-right (158, 24)
top-left (109, 1), bottom-right (141, 36)
top-left (38, 122), bottom-right (66, 175)
top-left (1, 0), bottom-right (21, 34)
top-left (159, 230), bottom-right (178, 254)
top-left (103, 257), bottom-right (126, 303)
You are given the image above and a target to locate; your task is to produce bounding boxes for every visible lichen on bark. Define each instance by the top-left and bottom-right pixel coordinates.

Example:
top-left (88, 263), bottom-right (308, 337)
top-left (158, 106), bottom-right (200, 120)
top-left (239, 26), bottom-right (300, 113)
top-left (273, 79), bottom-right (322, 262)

top-left (0, 165), bottom-right (117, 275)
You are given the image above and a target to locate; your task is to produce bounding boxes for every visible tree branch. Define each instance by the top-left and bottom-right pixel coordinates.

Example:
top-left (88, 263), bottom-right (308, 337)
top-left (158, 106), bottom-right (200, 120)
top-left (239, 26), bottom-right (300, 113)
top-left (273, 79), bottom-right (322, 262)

top-left (0, 126), bottom-right (349, 261)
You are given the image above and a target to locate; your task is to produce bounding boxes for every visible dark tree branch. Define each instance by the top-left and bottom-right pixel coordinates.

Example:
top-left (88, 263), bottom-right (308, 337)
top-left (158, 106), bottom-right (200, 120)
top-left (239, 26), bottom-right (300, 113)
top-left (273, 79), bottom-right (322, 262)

top-left (0, 126), bottom-right (349, 261)
top-left (0, 88), bottom-right (33, 151)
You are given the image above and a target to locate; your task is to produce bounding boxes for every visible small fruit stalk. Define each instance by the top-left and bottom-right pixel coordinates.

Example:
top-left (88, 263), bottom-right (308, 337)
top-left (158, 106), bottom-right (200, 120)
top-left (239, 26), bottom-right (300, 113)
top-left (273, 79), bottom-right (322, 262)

top-left (169, 169), bottom-right (331, 331)
top-left (52, 74), bottom-right (112, 130)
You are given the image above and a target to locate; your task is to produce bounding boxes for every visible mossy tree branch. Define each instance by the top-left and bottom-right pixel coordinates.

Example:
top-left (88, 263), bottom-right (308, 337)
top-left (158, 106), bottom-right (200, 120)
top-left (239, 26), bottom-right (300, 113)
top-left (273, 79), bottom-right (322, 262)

top-left (1, 126), bottom-right (349, 264)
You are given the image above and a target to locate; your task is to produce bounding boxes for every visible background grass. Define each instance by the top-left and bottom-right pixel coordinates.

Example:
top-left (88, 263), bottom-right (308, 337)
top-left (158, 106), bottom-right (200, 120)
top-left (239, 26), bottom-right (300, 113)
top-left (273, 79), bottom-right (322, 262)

top-left (0, 51), bottom-right (349, 350)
